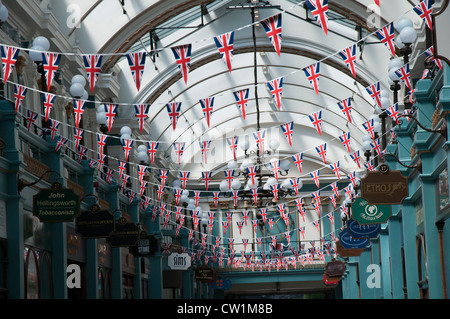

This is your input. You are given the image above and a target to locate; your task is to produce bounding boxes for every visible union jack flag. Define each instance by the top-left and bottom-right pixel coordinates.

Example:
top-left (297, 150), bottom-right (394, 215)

top-left (121, 138), bottom-right (133, 161)
top-left (179, 170), bottom-right (190, 189)
top-left (270, 183), bottom-right (279, 201)
top-left (280, 121), bottom-right (294, 146)
top-left (127, 52), bottom-right (146, 91)
top-left (386, 103), bottom-right (400, 124)
top-left (213, 191), bottom-right (220, 208)
top-left (1, 45), bottom-right (19, 84)
top-left (232, 190), bottom-right (239, 208)
top-left (414, 0), bottom-right (433, 30)
top-left (159, 169), bottom-right (168, 187)
top-left (83, 54), bottom-right (102, 93)
top-left (253, 130), bottom-right (265, 154)
top-left (310, 169), bottom-right (320, 188)
top-left (166, 102), bottom-right (182, 131)
top-left (224, 169), bottom-right (234, 190)
top-left (267, 77), bottom-right (283, 109)
top-left (200, 97), bottom-right (214, 128)
top-left (339, 44), bottom-right (357, 78)
top-left (290, 177), bottom-right (301, 195)
top-left (312, 220), bottom-right (320, 233)
top-left (315, 143), bottom-right (327, 164)
top-left (72, 99), bottom-right (86, 128)
top-left (363, 119), bottom-right (376, 139)
top-left (214, 31), bottom-right (234, 72)
top-left (329, 195), bottom-right (337, 209)
top-left (117, 160), bottom-right (127, 179)
top-left (156, 185), bottom-right (165, 202)
top-left (42, 52), bottom-right (61, 90)
top-left (199, 139), bottom-right (211, 163)
top-left (366, 82), bottom-right (382, 107)
top-left (73, 128), bottom-right (84, 150)
top-left (309, 111), bottom-right (323, 136)
top-left (202, 171), bottom-right (212, 191)
top-left (375, 22), bottom-right (396, 57)
top-left (365, 159), bottom-right (375, 171)
top-left (251, 188), bottom-right (258, 206)
top-left (337, 97), bottom-right (353, 123)
top-left (147, 141), bottom-right (159, 164)
top-left (347, 172), bottom-right (358, 187)
top-left (270, 235), bottom-right (277, 248)
top-left (171, 44), bottom-right (192, 84)
top-left (104, 104), bottom-right (117, 132)
top-left (329, 161), bottom-right (341, 179)
top-left (395, 63), bottom-right (412, 91)
top-left (242, 210), bottom-right (250, 226)
top-left (424, 46), bottom-right (443, 70)
top-left (350, 151), bottom-right (361, 168)
top-left (339, 131), bottom-right (352, 153)
top-left (247, 165), bottom-right (258, 185)
top-left (303, 63), bottom-right (320, 95)
top-left (42, 92), bottom-right (56, 122)
top-left (261, 13), bottom-right (282, 56)
top-left (173, 142), bottom-right (185, 165)
top-left (49, 119), bottom-right (60, 142)
top-left (370, 138), bottom-right (383, 157)
top-left (284, 231), bottom-right (291, 245)
top-left (134, 104), bottom-right (150, 134)
top-left (227, 136), bottom-right (239, 161)
top-left (97, 133), bottom-right (108, 156)
top-left (233, 89), bottom-right (249, 120)
top-left (306, 0), bottom-right (329, 34)
top-left (55, 136), bottom-right (67, 152)
top-left (277, 203), bottom-right (286, 216)
top-left (259, 208), bottom-right (267, 224)
top-left (194, 191), bottom-right (201, 207)
top-left (299, 226), bottom-right (306, 239)
top-left (292, 152), bottom-right (304, 173)
top-left (174, 188), bottom-right (183, 206)
top-left (269, 160), bottom-right (280, 180)
top-left (77, 145), bottom-right (87, 164)
top-left (137, 165), bottom-right (147, 184)
top-left (14, 84), bottom-right (27, 113)
top-left (296, 199), bottom-right (305, 221)
top-left (97, 153), bottom-right (106, 169)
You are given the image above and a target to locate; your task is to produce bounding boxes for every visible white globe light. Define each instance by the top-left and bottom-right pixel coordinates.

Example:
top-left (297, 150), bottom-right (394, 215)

top-left (388, 58), bottom-right (403, 72)
top-left (97, 104), bottom-right (105, 113)
top-left (396, 17), bottom-right (414, 33)
top-left (29, 45), bottom-right (44, 62)
top-left (362, 134), bottom-right (372, 142)
top-left (72, 74), bottom-right (86, 86)
top-left (70, 83), bottom-right (85, 97)
top-left (182, 189), bottom-right (190, 197)
top-left (137, 151), bottom-right (149, 163)
top-left (32, 36), bottom-right (50, 51)
top-left (399, 26), bottom-right (417, 44)
top-left (282, 179), bottom-right (293, 189)
top-left (380, 96), bottom-right (390, 110)
top-left (239, 137), bottom-right (249, 150)
top-left (231, 179), bottom-right (242, 190)
top-left (0, 5), bottom-right (8, 22)
top-left (219, 180), bottom-right (230, 192)
top-left (266, 177), bottom-right (277, 186)
top-left (269, 138), bottom-right (280, 150)
top-left (247, 179), bottom-right (259, 189)
top-left (180, 195), bottom-right (189, 203)
top-left (96, 111), bottom-right (107, 125)
top-left (137, 144), bottom-right (148, 153)
top-left (173, 179), bottom-right (182, 188)
top-left (228, 161), bottom-right (239, 170)
top-left (82, 90), bottom-right (89, 101)
top-left (120, 126), bottom-right (132, 136)
top-left (362, 140), bottom-right (372, 152)
top-left (395, 36), bottom-right (405, 49)
top-left (373, 121), bottom-right (381, 133)
top-left (388, 68), bottom-right (401, 82)
top-left (280, 159), bottom-right (291, 171)
top-left (120, 134), bottom-right (132, 143)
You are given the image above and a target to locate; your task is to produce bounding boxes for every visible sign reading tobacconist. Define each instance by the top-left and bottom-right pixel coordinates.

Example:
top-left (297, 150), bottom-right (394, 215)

top-left (33, 181), bottom-right (80, 222)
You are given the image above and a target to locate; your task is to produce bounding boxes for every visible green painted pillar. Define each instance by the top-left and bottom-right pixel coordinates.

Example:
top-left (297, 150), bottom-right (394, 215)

top-left (0, 100), bottom-right (23, 298)
top-left (379, 226), bottom-right (392, 299)
top-left (344, 258), bottom-right (360, 299)
top-left (180, 229), bottom-right (193, 299)
top-left (388, 216), bottom-right (404, 298)
top-left (145, 209), bottom-right (163, 299)
top-left (128, 200), bottom-right (141, 299)
top-left (370, 238), bottom-right (382, 299)
top-left (358, 248), bottom-right (372, 299)
top-left (401, 200), bottom-right (420, 299)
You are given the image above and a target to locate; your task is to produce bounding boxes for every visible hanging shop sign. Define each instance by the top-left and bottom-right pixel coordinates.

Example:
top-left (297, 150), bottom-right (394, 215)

top-left (168, 252), bottom-right (191, 270)
top-left (75, 204), bottom-right (115, 238)
top-left (348, 218), bottom-right (381, 239)
top-left (325, 260), bottom-right (346, 277)
top-left (339, 229), bottom-right (370, 250)
top-left (33, 181), bottom-right (80, 222)
top-left (433, 0), bottom-right (450, 66)
top-left (195, 266), bottom-right (216, 283)
top-left (335, 240), bottom-right (365, 257)
top-left (212, 278), bottom-right (232, 290)
top-left (106, 217), bottom-right (140, 247)
top-left (351, 197), bottom-right (392, 225)
top-left (129, 233), bottom-right (159, 257)
top-left (360, 164), bottom-right (408, 205)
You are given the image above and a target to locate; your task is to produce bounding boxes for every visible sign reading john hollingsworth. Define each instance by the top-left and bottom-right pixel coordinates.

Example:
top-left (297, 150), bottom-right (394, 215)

top-left (360, 164), bottom-right (408, 205)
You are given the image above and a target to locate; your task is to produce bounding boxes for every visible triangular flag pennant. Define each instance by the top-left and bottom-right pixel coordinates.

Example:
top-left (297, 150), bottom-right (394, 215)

top-left (363, 119), bottom-right (376, 139)
top-left (386, 103), bottom-right (400, 124)
top-left (292, 152), bottom-right (303, 173)
top-left (202, 171), bottom-right (212, 191)
top-left (329, 162), bottom-right (341, 179)
top-left (366, 81), bottom-right (382, 108)
top-left (337, 97), bottom-right (353, 123)
top-left (306, 0), bottom-right (329, 35)
top-left (49, 119), bottom-right (60, 142)
top-left (267, 77), bottom-right (283, 109)
top-left (350, 151), bottom-right (362, 168)
top-left (375, 22), bottom-right (396, 57)
top-left (200, 97), bottom-right (214, 128)
top-left (395, 63), bottom-right (412, 91)
top-left (147, 141), bottom-right (159, 165)
top-left (42, 52), bottom-right (61, 90)
top-left (171, 44), bottom-right (192, 84)
top-left (173, 142), bottom-right (185, 165)
top-left (179, 171), bottom-right (190, 189)
top-left (414, 0), bottom-right (433, 30)
top-left (97, 134), bottom-right (108, 157)
top-left (55, 136), bottom-right (67, 153)
top-left (199, 139), bottom-right (211, 164)
top-left (261, 13), bottom-right (282, 56)
top-left (126, 52), bottom-right (146, 91)
top-left (280, 121), bottom-right (294, 146)
top-left (233, 89), bottom-right (249, 120)
top-left (270, 183), bottom-right (279, 201)
top-left (166, 102), bottom-right (182, 131)
top-left (339, 132), bottom-right (352, 153)
top-left (1, 45), bottom-right (19, 84)
top-left (42, 92), bottom-right (56, 122)
top-left (310, 169), bottom-right (320, 188)
top-left (308, 111), bottom-right (323, 135)
top-left (73, 128), bottom-right (84, 150)
top-left (214, 31), bottom-right (234, 72)
top-left (227, 136), bottom-right (239, 161)
top-left (253, 130), bottom-right (265, 154)
top-left (83, 54), bottom-right (102, 93)
top-left (104, 104), bottom-right (118, 132)
top-left (424, 46), bottom-right (443, 70)
top-left (315, 143), bottom-right (327, 164)
top-left (14, 84), bottom-right (27, 113)
top-left (339, 44), bottom-right (357, 78)
top-left (303, 63), bottom-right (320, 95)
top-left (134, 104), bottom-right (150, 134)
top-left (121, 138), bottom-right (134, 162)
top-left (73, 99), bottom-right (86, 128)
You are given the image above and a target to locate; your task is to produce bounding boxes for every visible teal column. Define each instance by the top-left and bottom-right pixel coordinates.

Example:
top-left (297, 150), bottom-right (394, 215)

top-left (321, 204), bottom-right (332, 263)
top-left (420, 171), bottom-right (443, 298)
top-left (0, 100), bottom-right (23, 298)
top-left (180, 229), bottom-right (193, 299)
top-left (146, 209), bottom-right (163, 299)
top-left (379, 226), bottom-right (392, 299)
top-left (344, 258), bottom-right (359, 299)
top-left (128, 200), bottom-right (141, 299)
top-left (388, 216), bottom-right (404, 298)
top-left (370, 238), bottom-right (382, 299)
top-left (401, 200), bottom-right (420, 299)
top-left (78, 163), bottom-right (98, 299)
top-left (358, 248), bottom-right (372, 299)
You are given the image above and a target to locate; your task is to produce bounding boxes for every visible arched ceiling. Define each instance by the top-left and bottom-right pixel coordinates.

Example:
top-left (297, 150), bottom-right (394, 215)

top-left (56, 0), bottom-right (429, 191)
